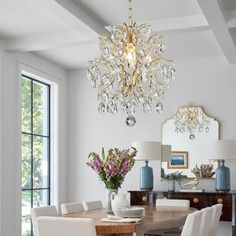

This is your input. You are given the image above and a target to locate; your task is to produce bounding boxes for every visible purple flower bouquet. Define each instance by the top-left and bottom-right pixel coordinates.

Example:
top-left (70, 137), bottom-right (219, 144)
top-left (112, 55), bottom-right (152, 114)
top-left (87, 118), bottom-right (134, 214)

top-left (87, 147), bottom-right (137, 189)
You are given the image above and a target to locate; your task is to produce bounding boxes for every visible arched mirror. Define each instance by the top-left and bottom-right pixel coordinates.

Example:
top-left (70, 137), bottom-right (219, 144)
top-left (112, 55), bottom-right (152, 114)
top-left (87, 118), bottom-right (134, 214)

top-left (162, 106), bottom-right (220, 178)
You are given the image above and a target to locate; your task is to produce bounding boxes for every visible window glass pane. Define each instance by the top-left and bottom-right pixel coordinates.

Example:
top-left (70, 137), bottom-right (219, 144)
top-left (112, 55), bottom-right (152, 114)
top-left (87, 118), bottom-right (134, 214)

top-left (22, 134), bottom-right (32, 189)
top-left (33, 136), bottom-right (49, 188)
top-left (22, 191), bottom-right (32, 236)
top-left (33, 81), bottom-right (49, 136)
top-left (21, 77), bottom-right (32, 133)
top-left (33, 190), bottom-right (49, 208)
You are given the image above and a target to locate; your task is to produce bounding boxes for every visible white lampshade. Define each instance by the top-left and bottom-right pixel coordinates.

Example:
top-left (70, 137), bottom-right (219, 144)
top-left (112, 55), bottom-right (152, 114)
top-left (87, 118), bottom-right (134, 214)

top-left (132, 141), bottom-right (162, 161)
top-left (208, 140), bottom-right (236, 160)
top-left (161, 145), bottom-right (172, 162)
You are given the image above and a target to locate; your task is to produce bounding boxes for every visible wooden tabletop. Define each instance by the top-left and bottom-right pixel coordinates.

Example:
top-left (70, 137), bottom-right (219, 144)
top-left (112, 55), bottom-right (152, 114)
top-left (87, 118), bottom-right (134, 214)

top-left (65, 205), bottom-right (196, 235)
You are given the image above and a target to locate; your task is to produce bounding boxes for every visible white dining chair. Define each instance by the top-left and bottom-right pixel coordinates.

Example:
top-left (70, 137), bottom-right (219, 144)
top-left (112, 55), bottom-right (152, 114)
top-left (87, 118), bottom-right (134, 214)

top-left (209, 204), bottom-right (223, 236)
top-left (144, 199), bottom-right (190, 236)
top-left (83, 200), bottom-right (103, 211)
top-left (31, 205), bottom-right (58, 236)
top-left (145, 210), bottom-right (202, 236)
top-left (37, 216), bottom-right (96, 236)
top-left (199, 207), bottom-right (213, 236)
top-left (180, 210), bottom-right (202, 236)
top-left (61, 202), bottom-right (84, 214)
top-left (156, 199), bottom-right (190, 207)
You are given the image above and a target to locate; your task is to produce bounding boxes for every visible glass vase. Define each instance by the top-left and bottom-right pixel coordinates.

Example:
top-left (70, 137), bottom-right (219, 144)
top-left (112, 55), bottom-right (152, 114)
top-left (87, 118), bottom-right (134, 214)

top-left (106, 188), bottom-right (118, 212)
top-left (168, 180), bottom-right (175, 192)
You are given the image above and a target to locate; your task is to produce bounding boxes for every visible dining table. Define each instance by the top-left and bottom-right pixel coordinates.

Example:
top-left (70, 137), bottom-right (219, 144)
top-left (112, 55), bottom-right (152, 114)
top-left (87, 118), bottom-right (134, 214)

top-left (65, 205), bottom-right (196, 236)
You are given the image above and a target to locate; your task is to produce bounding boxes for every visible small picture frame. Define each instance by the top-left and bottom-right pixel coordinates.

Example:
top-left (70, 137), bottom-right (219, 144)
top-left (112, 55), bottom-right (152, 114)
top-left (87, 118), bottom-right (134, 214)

top-left (168, 151), bottom-right (188, 169)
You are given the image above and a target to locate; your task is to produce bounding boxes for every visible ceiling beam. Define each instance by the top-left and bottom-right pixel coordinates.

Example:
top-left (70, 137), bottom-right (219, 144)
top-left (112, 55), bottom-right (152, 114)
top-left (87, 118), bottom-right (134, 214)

top-left (144, 14), bottom-right (208, 33)
top-left (197, 0), bottom-right (236, 64)
top-left (227, 10), bottom-right (236, 28)
top-left (36, 0), bottom-right (109, 40)
top-left (5, 31), bottom-right (91, 52)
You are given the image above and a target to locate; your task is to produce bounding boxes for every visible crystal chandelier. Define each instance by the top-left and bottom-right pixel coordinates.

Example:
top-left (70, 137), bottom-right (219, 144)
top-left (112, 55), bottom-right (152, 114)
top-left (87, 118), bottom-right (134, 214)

top-left (174, 106), bottom-right (211, 140)
top-left (87, 0), bottom-right (175, 126)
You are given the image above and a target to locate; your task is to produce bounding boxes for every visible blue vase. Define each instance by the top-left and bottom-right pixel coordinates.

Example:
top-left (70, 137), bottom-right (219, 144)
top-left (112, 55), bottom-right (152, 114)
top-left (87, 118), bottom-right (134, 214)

top-left (140, 161), bottom-right (153, 190)
top-left (215, 160), bottom-right (230, 192)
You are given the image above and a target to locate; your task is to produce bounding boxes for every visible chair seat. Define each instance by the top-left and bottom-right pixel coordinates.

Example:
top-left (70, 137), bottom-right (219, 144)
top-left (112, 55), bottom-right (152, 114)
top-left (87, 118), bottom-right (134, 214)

top-left (145, 227), bottom-right (182, 236)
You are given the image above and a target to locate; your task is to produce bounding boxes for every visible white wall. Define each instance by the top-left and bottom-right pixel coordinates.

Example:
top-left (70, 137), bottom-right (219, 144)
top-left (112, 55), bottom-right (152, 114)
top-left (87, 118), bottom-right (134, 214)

top-left (67, 56), bottom-right (236, 233)
top-left (0, 50), bottom-right (67, 236)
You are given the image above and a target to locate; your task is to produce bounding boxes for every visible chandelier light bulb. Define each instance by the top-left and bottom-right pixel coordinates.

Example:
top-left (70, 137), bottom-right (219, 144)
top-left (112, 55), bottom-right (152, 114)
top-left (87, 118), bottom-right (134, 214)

top-left (87, 0), bottom-right (176, 126)
top-left (124, 43), bottom-right (136, 66)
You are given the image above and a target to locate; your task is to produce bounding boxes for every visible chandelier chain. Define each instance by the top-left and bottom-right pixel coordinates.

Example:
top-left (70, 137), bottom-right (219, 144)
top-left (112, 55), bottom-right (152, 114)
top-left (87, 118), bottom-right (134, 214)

top-left (128, 0), bottom-right (133, 26)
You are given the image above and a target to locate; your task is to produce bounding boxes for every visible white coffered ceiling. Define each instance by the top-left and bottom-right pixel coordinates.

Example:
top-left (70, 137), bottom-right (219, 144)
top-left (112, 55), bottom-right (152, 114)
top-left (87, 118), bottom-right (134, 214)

top-left (0, 0), bottom-right (236, 69)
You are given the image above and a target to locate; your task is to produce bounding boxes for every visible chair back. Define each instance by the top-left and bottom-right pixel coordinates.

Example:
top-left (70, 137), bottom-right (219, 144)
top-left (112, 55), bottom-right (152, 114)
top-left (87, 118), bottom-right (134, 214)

top-left (210, 204), bottom-right (223, 236)
top-left (181, 210), bottom-right (202, 236)
top-left (156, 199), bottom-right (190, 207)
top-left (199, 207), bottom-right (213, 236)
top-left (31, 205), bottom-right (58, 236)
top-left (83, 200), bottom-right (103, 211)
top-left (37, 217), bottom-right (96, 236)
top-left (61, 202), bottom-right (84, 215)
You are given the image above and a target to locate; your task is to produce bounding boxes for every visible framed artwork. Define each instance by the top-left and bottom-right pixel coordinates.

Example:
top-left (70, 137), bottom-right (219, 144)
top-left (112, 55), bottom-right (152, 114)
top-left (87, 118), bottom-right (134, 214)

top-left (168, 151), bottom-right (188, 169)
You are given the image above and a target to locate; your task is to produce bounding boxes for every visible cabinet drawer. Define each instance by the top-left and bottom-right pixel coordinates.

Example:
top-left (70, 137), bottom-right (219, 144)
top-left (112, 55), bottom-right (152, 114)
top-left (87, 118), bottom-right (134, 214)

top-left (209, 195), bottom-right (231, 207)
top-left (168, 193), bottom-right (208, 209)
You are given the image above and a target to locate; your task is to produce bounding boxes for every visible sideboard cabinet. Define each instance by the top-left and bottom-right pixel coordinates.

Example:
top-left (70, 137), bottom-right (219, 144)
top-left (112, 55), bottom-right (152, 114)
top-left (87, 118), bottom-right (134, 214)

top-left (129, 191), bottom-right (232, 221)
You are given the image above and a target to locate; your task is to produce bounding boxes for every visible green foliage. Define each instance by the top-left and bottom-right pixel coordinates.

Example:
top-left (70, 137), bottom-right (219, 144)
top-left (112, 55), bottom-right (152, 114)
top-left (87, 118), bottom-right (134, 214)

top-left (21, 77), bottom-right (50, 236)
top-left (161, 168), bottom-right (187, 182)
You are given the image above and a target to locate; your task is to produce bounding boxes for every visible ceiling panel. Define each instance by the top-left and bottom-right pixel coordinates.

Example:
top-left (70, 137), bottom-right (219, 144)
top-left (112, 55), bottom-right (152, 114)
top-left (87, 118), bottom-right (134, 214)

top-left (75, 0), bottom-right (203, 25)
top-left (0, 0), bottom-right (73, 38)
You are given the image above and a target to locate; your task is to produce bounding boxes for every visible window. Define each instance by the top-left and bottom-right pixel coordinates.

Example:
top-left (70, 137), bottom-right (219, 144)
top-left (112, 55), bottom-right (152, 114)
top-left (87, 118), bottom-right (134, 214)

top-left (21, 74), bottom-right (51, 236)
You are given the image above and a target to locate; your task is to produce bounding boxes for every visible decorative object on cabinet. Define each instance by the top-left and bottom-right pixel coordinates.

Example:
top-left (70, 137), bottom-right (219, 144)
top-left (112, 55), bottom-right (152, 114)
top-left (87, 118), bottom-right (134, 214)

top-left (132, 142), bottom-right (167, 190)
top-left (162, 105), bottom-right (219, 178)
top-left (209, 140), bottom-right (236, 192)
top-left (168, 151), bottom-right (188, 169)
top-left (87, 147), bottom-right (136, 212)
top-left (191, 164), bottom-right (215, 178)
top-left (161, 169), bottom-right (187, 192)
top-left (181, 178), bottom-right (200, 190)
top-left (87, 0), bottom-right (176, 126)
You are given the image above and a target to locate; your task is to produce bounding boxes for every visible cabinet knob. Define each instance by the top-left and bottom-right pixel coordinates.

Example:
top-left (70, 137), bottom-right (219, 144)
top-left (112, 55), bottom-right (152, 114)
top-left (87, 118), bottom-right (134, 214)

top-left (142, 196), bottom-right (147, 202)
top-left (217, 198), bottom-right (223, 204)
top-left (193, 197), bottom-right (199, 204)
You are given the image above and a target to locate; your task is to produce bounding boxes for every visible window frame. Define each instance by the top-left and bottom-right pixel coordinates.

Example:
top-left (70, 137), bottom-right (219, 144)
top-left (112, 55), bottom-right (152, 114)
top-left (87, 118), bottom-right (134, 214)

top-left (21, 73), bottom-right (51, 236)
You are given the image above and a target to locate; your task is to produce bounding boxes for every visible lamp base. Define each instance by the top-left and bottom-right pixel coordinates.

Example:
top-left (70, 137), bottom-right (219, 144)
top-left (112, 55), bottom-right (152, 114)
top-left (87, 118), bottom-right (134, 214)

top-left (215, 160), bottom-right (230, 192)
top-left (140, 161), bottom-right (153, 191)
top-left (140, 187), bottom-right (153, 191)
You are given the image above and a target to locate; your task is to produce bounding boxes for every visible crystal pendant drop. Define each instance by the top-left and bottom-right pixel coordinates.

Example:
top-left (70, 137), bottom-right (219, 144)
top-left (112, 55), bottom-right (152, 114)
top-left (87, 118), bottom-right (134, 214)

top-left (156, 102), bottom-right (163, 113)
top-left (143, 102), bottom-right (152, 113)
top-left (98, 102), bottom-right (106, 114)
top-left (189, 134), bottom-right (195, 140)
top-left (90, 79), bottom-right (96, 88)
top-left (126, 115), bottom-right (136, 127)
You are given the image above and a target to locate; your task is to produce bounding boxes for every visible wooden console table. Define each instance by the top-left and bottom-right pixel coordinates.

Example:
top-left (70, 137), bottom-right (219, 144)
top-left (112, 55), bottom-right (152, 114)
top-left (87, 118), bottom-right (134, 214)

top-left (129, 190), bottom-right (236, 235)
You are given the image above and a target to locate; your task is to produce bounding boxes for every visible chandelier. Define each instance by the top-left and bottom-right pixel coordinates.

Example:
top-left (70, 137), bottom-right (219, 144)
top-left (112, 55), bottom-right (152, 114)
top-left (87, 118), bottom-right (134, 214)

top-left (174, 106), bottom-right (211, 140)
top-left (87, 0), bottom-right (175, 126)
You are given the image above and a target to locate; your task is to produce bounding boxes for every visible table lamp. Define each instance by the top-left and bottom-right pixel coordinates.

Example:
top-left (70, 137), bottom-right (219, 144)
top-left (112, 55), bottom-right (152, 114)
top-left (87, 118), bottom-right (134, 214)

top-left (132, 142), bottom-right (171, 190)
top-left (208, 140), bottom-right (236, 192)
